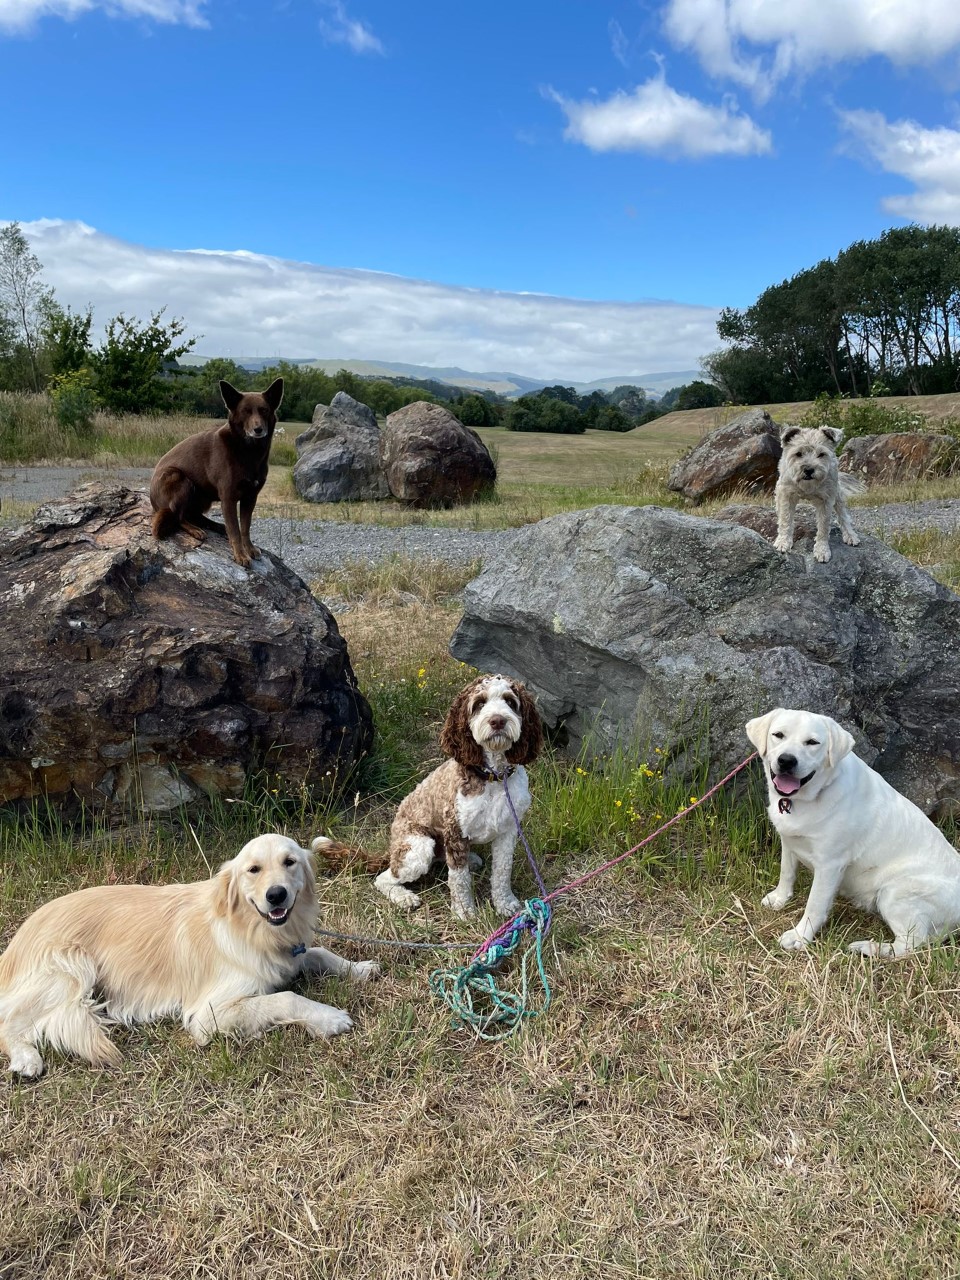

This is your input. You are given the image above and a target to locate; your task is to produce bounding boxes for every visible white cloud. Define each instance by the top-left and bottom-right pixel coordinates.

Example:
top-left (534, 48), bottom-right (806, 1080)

top-left (609, 18), bottom-right (630, 68)
top-left (549, 74), bottom-right (771, 159)
top-left (839, 109), bottom-right (960, 224)
top-left (318, 0), bottom-right (382, 55)
top-left (0, 0), bottom-right (205, 32)
top-left (663, 0), bottom-right (960, 98)
top-left (17, 220), bottom-right (720, 382)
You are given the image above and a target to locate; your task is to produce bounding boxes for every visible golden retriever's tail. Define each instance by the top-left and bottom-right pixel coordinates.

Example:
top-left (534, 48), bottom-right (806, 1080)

top-left (311, 835), bottom-right (387, 874)
top-left (1, 947), bottom-right (121, 1070)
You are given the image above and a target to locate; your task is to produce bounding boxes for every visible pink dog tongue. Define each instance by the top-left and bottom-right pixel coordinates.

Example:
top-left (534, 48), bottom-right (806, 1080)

top-left (774, 774), bottom-right (801, 795)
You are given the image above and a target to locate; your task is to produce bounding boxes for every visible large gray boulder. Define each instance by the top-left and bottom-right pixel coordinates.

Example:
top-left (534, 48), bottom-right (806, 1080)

top-left (293, 392), bottom-right (389, 502)
top-left (0, 485), bottom-right (373, 812)
top-left (667, 408), bottom-right (781, 504)
top-left (838, 432), bottom-right (958, 485)
top-left (380, 401), bottom-right (496, 506)
top-left (450, 504), bottom-right (960, 817)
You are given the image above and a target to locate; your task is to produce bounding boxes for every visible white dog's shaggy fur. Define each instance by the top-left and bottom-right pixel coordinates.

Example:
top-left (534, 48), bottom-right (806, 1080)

top-left (0, 833), bottom-right (379, 1077)
top-left (374, 674), bottom-right (543, 919)
top-left (773, 425), bottom-right (862, 563)
top-left (747, 708), bottom-right (960, 957)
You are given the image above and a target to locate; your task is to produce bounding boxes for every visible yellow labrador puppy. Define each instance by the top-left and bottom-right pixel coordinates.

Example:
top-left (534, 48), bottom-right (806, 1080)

top-left (0, 833), bottom-right (378, 1077)
top-left (746, 708), bottom-right (960, 957)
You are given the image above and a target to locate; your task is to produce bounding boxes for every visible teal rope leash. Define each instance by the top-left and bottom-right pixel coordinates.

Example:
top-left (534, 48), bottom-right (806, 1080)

top-left (429, 752), bottom-right (759, 1041)
top-left (428, 897), bottom-right (553, 1040)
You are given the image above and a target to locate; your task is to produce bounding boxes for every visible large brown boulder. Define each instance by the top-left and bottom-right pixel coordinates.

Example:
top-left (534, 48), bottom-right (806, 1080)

top-left (667, 408), bottom-right (781, 504)
top-left (0, 485), bottom-right (373, 812)
top-left (838, 432), bottom-right (958, 485)
top-left (293, 391), bottom-right (390, 503)
top-left (380, 401), bottom-right (496, 506)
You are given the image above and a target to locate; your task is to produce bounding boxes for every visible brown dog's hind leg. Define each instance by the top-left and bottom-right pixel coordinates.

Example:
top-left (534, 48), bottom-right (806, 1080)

top-left (151, 468), bottom-right (207, 545)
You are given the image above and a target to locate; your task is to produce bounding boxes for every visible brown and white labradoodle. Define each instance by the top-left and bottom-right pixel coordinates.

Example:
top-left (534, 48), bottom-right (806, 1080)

top-left (374, 674), bottom-right (543, 919)
top-left (773, 424), bottom-right (863, 563)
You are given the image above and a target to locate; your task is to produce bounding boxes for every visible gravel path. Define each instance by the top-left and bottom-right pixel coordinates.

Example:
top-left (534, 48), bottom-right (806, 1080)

top-left (254, 517), bottom-right (509, 576)
top-left (2, 467), bottom-right (958, 577)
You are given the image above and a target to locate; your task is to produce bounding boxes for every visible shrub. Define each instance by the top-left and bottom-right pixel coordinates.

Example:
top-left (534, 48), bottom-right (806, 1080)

top-left (797, 393), bottom-right (960, 441)
top-left (49, 368), bottom-right (99, 434)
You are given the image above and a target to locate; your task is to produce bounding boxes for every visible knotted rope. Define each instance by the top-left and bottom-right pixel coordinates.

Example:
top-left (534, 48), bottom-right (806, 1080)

top-left (430, 751), bottom-right (758, 1040)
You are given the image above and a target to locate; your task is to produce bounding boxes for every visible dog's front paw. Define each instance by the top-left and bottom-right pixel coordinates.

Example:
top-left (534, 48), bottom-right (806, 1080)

top-left (842, 531), bottom-right (860, 547)
top-left (8, 1046), bottom-right (44, 1078)
top-left (248, 545), bottom-right (261, 559)
top-left (813, 544), bottom-right (832, 563)
top-left (307, 1006), bottom-right (354, 1038)
top-left (778, 927), bottom-right (811, 951)
top-left (773, 535), bottom-right (793, 553)
top-left (232, 549), bottom-right (253, 569)
top-left (349, 960), bottom-right (381, 983)
top-left (494, 896), bottom-right (523, 918)
top-left (761, 889), bottom-right (791, 911)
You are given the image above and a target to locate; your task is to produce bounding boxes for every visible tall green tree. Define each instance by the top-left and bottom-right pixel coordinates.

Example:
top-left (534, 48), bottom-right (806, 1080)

top-left (0, 222), bottom-right (56, 392)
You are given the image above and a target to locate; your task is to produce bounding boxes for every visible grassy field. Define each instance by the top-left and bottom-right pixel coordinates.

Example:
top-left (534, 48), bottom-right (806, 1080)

top-left (2, 588), bottom-right (960, 1279)
top-left (3, 399), bottom-right (960, 1276)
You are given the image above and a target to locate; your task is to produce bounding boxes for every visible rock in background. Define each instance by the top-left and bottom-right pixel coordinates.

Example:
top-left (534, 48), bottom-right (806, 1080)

top-left (293, 391), bottom-right (390, 502)
top-left (667, 408), bottom-right (781, 504)
top-left (0, 485), bottom-right (373, 812)
top-left (450, 504), bottom-right (960, 817)
top-left (380, 401), bottom-right (496, 507)
top-left (838, 431), bottom-right (959, 485)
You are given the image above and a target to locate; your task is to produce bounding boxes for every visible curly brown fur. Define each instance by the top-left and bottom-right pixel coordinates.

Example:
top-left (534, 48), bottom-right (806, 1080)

top-left (375, 674), bottom-right (542, 919)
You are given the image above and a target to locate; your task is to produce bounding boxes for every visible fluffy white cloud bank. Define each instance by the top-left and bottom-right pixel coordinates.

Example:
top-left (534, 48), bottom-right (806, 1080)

top-left (663, 0), bottom-right (960, 98)
top-left (839, 109), bottom-right (960, 224)
top-left (549, 75), bottom-right (771, 159)
top-left (0, 0), bottom-right (205, 31)
top-left (20, 220), bottom-right (720, 381)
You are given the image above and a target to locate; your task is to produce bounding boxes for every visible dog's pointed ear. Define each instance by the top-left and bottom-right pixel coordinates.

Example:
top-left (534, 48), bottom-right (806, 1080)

top-left (506, 682), bottom-right (544, 766)
top-left (825, 717), bottom-right (855, 767)
top-left (820, 425), bottom-right (844, 447)
top-left (439, 682), bottom-right (485, 768)
top-left (263, 378), bottom-right (284, 412)
top-left (219, 380), bottom-right (244, 413)
top-left (212, 860), bottom-right (241, 919)
top-left (745, 709), bottom-right (781, 756)
top-left (780, 426), bottom-right (800, 446)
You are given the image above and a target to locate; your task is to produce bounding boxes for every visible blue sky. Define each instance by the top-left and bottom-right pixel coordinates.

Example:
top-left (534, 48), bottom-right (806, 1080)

top-left (3, 0), bottom-right (960, 378)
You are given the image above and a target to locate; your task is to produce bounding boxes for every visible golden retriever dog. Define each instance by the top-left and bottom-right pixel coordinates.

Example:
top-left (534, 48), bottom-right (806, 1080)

top-left (0, 834), bottom-right (378, 1077)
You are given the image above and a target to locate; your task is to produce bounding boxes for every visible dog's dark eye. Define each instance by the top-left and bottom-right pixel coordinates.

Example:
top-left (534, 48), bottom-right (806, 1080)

top-left (247, 865), bottom-right (261, 874)
top-left (504, 694), bottom-right (519, 710)
top-left (283, 857), bottom-right (296, 867)
top-left (771, 732), bottom-right (784, 740)
top-left (817, 451), bottom-right (827, 458)
top-left (804, 739), bottom-right (820, 746)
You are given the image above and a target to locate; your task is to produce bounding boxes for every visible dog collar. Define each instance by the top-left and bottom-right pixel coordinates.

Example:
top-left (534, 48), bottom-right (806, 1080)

top-left (290, 943), bottom-right (307, 957)
top-left (469, 764), bottom-right (516, 783)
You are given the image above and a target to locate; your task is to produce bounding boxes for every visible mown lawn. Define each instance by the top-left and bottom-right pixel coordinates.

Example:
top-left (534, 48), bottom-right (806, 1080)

top-left (2, 581), bottom-right (960, 1279)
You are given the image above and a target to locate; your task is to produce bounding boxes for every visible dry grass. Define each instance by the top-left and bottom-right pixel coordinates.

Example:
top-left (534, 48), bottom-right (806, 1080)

top-left (313, 554), bottom-right (481, 609)
top-left (3, 603), bottom-right (960, 1279)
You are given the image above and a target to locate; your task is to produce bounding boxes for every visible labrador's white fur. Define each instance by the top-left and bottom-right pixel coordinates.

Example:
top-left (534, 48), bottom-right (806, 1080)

top-left (746, 708), bottom-right (960, 956)
top-left (0, 833), bottom-right (378, 1077)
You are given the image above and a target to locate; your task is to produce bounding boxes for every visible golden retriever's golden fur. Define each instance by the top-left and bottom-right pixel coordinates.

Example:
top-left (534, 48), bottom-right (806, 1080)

top-left (0, 834), bottom-right (378, 1077)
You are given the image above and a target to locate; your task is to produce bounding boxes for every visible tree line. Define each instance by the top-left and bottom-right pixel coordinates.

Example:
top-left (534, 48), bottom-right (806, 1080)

top-left (704, 225), bottom-right (960, 404)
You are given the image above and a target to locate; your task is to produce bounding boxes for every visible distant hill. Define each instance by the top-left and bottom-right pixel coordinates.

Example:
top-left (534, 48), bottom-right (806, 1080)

top-left (182, 355), bottom-right (701, 400)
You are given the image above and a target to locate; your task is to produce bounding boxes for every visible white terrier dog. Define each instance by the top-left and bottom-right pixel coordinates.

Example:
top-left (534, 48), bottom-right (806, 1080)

top-left (773, 425), bottom-right (862, 563)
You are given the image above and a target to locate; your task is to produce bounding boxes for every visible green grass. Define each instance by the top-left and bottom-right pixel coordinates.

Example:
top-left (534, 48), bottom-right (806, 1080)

top-left (3, 603), bottom-right (960, 1279)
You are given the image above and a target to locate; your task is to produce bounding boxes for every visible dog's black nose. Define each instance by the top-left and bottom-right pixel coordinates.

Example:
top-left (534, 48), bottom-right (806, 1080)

top-left (265, 885), bottom-right (287, 906)
top-left (777, 753), bottom-right (798, 773)
top-left (802, 467), bottom-right (815, 479)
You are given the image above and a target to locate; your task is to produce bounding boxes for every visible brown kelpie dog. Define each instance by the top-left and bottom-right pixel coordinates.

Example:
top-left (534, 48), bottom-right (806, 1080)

top-left (150, 379), bottom-right (283, 568)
